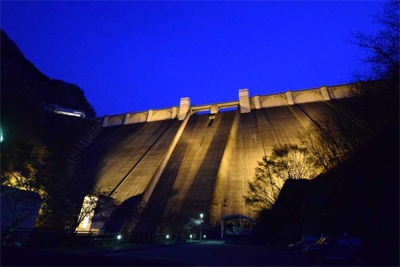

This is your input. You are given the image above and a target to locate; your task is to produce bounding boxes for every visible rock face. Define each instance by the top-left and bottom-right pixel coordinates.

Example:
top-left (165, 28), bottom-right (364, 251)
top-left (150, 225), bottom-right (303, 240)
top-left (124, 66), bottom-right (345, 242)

top-left (1, 29), bottom-right (95, 118)
top-left (80, 88), bottom-right (360, 234)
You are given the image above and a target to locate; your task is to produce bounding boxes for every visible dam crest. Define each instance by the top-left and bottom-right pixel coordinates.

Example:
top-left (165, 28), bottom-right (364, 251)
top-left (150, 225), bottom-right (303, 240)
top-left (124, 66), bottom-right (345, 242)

top-left (100, 84), bottom-right (352, 127)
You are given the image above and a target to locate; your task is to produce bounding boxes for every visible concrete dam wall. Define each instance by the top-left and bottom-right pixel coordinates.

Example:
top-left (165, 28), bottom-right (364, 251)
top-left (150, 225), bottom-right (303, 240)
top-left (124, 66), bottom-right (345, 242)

top-left (77, 84), bottom-right (354, 233)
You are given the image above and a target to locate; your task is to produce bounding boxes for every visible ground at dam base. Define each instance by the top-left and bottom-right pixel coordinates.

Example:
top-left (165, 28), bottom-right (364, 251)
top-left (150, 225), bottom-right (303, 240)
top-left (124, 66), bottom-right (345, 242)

top-left (2, 240), bottom-right (397, 266)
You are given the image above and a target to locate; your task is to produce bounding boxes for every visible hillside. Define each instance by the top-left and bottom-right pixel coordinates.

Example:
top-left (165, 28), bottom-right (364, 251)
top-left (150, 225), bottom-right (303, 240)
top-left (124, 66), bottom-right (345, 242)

top-left (1, 29), bottom-right (95, 118)
top-left (1, 29), bottom-right (100, 228)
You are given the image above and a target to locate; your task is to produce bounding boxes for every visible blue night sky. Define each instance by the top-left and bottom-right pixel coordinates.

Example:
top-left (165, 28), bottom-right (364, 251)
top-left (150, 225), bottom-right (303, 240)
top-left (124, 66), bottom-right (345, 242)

top-left (1, 1), bottom-right (384, 117)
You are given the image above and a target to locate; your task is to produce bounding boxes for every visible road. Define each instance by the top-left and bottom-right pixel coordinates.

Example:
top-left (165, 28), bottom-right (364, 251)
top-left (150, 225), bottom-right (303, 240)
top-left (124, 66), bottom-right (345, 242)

top-left (2, 241), bottom-right (374, 266)
top-left (104, 240), bottom-right (306, 266)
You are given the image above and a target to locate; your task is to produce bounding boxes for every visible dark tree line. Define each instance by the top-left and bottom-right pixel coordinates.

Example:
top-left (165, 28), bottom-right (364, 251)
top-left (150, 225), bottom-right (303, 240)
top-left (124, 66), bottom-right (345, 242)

top-left (245, 1), bottom-right (399, 249)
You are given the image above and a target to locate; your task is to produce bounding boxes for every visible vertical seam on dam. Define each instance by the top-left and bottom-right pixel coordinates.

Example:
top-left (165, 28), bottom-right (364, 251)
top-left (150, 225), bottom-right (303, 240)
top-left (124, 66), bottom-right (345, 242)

top-left (109, 120), bottom-right (176, 196)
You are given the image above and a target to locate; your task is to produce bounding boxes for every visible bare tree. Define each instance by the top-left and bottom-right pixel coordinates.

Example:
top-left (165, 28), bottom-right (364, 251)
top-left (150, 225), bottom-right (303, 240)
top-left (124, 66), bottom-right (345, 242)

top-left (1, 186), bottom-right (42, 245)
top-left (300, 116), bottom-right (356, 172)
top-left (351, 0), bottom-right (399, 81)
top-left (301, 85), bottom-right (398, 173)
top-left (92, 194), bottom-right (120, 226)
top-left (70, 195), bottom-right (98, 231)
top-left (299, 1), bottom-right (399, 174)
top-left (66, 189), bottom-right (118, 232)
top-left (244, 144), bottom-right (320, 210)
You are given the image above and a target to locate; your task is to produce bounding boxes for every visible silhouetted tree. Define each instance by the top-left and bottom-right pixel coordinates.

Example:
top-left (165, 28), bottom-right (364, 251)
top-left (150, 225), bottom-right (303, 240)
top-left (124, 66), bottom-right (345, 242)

top-left (351, 0), bottom-right (399, 81)
top-left (302, 0), bottom-right (399, 171)
top-left (64, 189), bottom-right (119, 232)
top-left (244, 144), bottom-right (320, 210)
top-left (300, 109), bottom-right (367, 172)
top-left (1, 186), bottom-right (42, 245)
top-left (92, 194), bottom-right (120, 226)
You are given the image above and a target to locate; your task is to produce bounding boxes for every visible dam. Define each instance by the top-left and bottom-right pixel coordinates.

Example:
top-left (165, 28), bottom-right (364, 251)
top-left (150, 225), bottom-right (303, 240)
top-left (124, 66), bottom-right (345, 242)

top-left (77, 84), bottom-right (354, 234)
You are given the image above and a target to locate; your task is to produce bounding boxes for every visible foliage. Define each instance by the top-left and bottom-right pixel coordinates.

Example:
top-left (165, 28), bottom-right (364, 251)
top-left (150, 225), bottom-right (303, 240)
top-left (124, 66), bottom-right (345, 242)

top-left (302, 1), bottom-right (400, 172)
top-left (1, 186), bottom-right (42, 245)
top-left (301, 88), bottom-right (398, 173)
top-left (249, 2), bottom-right (399, 247)
top-left (351, 0), bottom-right (399, 81)
top-left (1, 138), bottom-right (49, 232)
top-left (71, 195), bottom-right (99, 231)
top-left (1, 29), bottom-right (100, 230)
top-left (257, 126), bottom-right (399, 249)
top-left (1, 186), bottom-right (41, 227)
top-left (244, 144), bottom-right (320, 210)
top-left (64, 189), bottom-right (119, 231)
top-left (2, 139), bottom-right (49, 193)
top-left (92, 194), bottom-right (120, 225)
top-left (300, 110), bottom-right (367, 172)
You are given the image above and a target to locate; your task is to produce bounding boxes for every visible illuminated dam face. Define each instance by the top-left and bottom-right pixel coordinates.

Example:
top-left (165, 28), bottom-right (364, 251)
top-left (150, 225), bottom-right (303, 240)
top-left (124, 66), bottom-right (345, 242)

top-left (79, 84), bottom-right (353, 232)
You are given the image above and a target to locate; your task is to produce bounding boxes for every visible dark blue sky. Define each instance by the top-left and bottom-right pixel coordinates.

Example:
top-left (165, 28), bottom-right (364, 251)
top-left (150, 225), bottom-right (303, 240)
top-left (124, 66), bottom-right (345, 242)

top-left (2, 1), bottom-right (383, 116)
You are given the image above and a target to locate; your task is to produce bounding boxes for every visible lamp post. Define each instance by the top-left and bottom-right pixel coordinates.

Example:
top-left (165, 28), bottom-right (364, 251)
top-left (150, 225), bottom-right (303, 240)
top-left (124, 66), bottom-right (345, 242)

top-left (0, 126), bottom-right (4, 143)
top-left (200, 213), bottom-right (204, 241)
